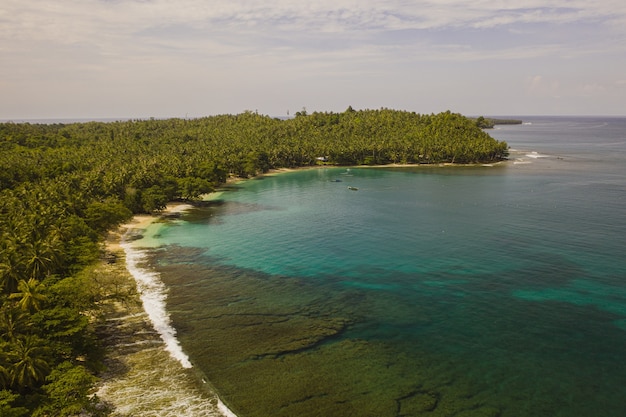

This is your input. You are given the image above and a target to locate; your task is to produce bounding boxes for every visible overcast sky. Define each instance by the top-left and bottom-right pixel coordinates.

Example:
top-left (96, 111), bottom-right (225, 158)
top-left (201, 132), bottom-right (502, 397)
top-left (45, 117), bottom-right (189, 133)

top-left (2, 0), bottom-right (625, 119)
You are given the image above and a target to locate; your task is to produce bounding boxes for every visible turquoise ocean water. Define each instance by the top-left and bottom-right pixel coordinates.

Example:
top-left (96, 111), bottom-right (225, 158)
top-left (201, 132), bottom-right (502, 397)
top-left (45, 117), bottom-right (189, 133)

top-left (134, 117), bottom-right (626, 417)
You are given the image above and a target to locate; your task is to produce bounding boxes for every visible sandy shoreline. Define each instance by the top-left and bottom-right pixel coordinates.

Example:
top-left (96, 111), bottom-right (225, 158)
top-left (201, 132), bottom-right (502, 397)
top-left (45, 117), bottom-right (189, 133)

top-left (97, 200), bottom-right (236, 417)
top-left (256, 162), bottom-right (507, 178)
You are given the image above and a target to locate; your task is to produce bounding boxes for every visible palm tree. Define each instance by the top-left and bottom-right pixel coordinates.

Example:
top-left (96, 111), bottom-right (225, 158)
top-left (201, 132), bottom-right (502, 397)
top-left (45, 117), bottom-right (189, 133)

top-left (9, 278), bottom-right (48, 313)
top-left (9, 335), bottom-right (50, 391)
top-left (22, 235), bottom-right (61, 280)
top-left (0, 234), bottom-right (23, 294)
top-left (0, 349), bottom-right (10, 389)
top-left (0, 306), bottom-right (30, 342)
top-left (0, 254), bottom-right (23, 294)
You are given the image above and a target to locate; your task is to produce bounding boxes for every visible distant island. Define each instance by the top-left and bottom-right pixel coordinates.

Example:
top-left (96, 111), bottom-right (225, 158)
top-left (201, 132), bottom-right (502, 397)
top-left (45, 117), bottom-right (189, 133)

top-left (0, 108), bottom-right (509, 416)
top-left (472, 116), bottom-right (523, 129)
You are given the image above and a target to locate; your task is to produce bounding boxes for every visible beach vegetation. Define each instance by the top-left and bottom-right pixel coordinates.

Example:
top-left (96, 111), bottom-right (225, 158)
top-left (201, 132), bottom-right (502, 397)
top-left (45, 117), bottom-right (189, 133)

top-left (0, 108), bottom-right (508, 415)
top-left (34, 361), bottom-right (102, 417)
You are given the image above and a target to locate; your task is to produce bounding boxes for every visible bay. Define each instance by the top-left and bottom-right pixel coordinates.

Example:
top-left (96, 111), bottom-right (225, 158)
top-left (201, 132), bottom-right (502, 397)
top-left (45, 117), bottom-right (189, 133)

top-left (135, 116), bottom-right (626, 417)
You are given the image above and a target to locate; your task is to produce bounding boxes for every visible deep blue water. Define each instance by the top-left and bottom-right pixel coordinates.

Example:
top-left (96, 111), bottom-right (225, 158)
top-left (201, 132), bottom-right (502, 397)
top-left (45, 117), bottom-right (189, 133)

top-left (140, 116), bottom-right (626, 417)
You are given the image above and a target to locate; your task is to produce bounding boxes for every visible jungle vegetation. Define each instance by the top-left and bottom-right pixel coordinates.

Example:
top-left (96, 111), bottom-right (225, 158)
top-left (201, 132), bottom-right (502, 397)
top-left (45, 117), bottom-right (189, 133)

top-left (0, 108), bottom-right (508, 415)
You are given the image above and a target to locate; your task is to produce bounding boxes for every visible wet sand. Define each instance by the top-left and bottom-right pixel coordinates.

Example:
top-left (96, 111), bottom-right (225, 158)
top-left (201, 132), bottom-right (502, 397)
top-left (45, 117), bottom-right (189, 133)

top-left (96, 204), bottom-right (234, 417)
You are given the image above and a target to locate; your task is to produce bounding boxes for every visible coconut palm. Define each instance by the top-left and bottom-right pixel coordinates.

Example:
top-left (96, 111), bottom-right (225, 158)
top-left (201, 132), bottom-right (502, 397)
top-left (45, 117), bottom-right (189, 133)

top-left (0, 254), bottom-right (23, 294)
top-left (0, 306), bottom-right (30, 342)
top-left (22, 236), bottom-right (60, 280)
top-left (0, 349), bottom-right (10, 389)
top-left (9, 278), bottom-right (48, 313)
top-left (9, 335), bottom-right (50, 391)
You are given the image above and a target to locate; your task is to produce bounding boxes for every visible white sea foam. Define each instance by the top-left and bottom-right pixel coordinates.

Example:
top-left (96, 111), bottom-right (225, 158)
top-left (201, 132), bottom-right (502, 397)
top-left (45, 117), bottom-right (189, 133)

top-left (525, 151), bottom-right (550, 158)
top-left (122, 240), bottom-right (193, 368)
top-left (97, 346), bottom-right (233, 417)
top-left (120, 233), bottom-right (239, 417)
top-left (218, 401), bottom-right (239, 417)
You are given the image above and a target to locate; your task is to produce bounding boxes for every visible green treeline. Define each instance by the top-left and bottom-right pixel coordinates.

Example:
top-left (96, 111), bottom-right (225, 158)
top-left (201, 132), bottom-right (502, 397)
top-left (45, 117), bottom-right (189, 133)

top-left (473, 116), bottom-right (523, 129)
top-left (0, 108), bottom-right (508, 415)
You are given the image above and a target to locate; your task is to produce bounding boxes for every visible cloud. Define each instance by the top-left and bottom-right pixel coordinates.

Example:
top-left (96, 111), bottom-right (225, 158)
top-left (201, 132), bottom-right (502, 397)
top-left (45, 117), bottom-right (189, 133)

top-left (525, 74), bottom-right (626, 102)
top-left (2, 0), bottom-right (626, 117)
top-left (2, 1), bottom-right (624, 71)
top-left (4, 1), bottom-right (626, 45)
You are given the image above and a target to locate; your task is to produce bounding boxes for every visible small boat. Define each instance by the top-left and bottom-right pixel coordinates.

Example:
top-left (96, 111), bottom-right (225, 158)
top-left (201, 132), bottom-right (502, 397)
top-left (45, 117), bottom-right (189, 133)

top-left (330, 179), bottom-right (342, 182)
top-left (348, 186), bottom-right (358, 191)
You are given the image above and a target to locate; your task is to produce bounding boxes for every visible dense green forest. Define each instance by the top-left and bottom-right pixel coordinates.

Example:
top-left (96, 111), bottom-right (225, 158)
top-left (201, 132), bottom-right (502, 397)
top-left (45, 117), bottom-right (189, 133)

top-left (0, 109), bottom-right (508, 415)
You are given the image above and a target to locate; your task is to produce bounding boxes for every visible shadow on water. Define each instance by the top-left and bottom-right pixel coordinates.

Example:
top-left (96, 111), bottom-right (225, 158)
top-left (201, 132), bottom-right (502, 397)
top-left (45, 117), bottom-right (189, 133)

top-left (182, 201), bottom-right (286, 225)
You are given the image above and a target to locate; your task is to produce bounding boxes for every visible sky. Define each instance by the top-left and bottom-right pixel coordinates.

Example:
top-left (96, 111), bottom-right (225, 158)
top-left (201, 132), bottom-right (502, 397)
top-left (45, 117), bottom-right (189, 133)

top-left (1, 0), bottom-right (626, 120)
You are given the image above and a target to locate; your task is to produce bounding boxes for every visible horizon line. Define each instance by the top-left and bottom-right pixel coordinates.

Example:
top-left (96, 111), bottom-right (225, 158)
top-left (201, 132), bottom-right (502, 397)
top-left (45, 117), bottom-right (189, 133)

top-left (2, 113), bottom-right (626, 124)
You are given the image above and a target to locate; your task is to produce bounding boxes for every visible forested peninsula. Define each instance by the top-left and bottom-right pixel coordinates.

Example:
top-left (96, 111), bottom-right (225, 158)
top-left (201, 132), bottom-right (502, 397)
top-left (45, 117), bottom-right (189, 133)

top-left (0, 109), bottom-right (508, 416)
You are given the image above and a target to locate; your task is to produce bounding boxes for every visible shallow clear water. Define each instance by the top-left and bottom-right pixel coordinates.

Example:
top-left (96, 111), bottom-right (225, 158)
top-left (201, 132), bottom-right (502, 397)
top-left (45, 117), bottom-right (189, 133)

top-left (136, 116), bottom-right (626, 417)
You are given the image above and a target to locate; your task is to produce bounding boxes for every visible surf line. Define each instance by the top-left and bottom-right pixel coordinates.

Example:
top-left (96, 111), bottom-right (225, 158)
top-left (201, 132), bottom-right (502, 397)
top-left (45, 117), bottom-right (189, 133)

top-left (121, 239), bottom-right (193, 368)
top-left (121, 235), bottom-right (239, 417)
